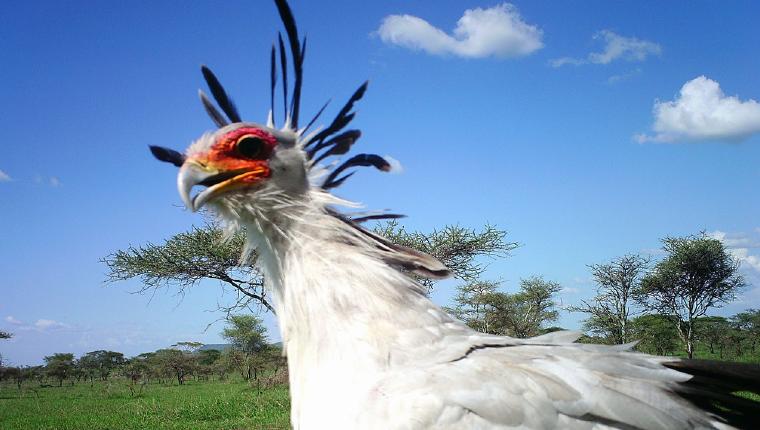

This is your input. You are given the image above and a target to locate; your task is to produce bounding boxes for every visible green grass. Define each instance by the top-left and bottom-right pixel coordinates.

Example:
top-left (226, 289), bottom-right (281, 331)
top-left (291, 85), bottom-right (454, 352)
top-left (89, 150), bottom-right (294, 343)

top-left (0, 379), bottom-right (290, 430)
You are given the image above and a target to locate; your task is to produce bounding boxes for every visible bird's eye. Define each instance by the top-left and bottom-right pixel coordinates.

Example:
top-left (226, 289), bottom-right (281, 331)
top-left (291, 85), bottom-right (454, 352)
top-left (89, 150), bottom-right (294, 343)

top-left (237, 136), bottom-right (265, 159)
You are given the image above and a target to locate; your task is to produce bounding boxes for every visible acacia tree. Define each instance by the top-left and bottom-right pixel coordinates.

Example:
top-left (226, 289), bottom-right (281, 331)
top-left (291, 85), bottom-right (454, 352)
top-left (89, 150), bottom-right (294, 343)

top-left (102, 221), bottom-right (515, 313)
top-left (446, 281), bottom-right (500, 333)
top-left (80, 350), bottom-right (125, 381)
top-left (44, 353), bottom-right (75, 387)
top-left (154, 349), bottom-right (196, 385)
top-left (637, 234), bottom-right (746, 359)
top-left (449, 276), bottom-right (562, 338)
top-left (222, 315), bottom-right (268, 380)
top-left (569, 255), bottom-right (648, 344)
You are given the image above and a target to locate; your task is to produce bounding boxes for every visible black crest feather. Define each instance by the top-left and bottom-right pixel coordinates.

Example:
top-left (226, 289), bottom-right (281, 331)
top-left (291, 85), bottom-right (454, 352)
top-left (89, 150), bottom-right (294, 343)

top-left (198, 90), bottom-right (229, 128)
top-left (322, 154), bottom-right (390, 189)
top-left (305, 81), bottom-right (368, 150)
top-left (278, 33), bottom-right (288, 125)
top-left (270, 45), bottom-right (277, 125)
top-left (149, 145), bottom-right (185, 167)
top-left (274, 0), bottom-right (304, 128)
top-left (201, 65), bottom-right (242, 123)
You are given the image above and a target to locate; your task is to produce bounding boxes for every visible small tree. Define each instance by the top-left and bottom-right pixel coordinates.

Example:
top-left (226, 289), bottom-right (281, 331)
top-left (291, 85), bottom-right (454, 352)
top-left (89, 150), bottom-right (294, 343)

top-left (449, 277), bottom-right (561, 338)
top-left (629, 314), bottom-right (679, 356)
top-left (569, 255), bottom-right (648, 344)
top-left (154, 349), bottom-right (196, 385)
top-left (637, 234), bottom-right (746, 358)
top-left (730, 309), bottom-right (760, 354)
top-left (446, 281), bottom-right (500, 333)
top-left (486, 276), bottom-right (562, 338)
top-left (222, 315), bottom-right (268, 380)
top-left (44, 353), bottom-right (75, 387)
top-left (695, 316), bottom-right (732, 358)
top-left (81, 350), bottom-right (125, 381)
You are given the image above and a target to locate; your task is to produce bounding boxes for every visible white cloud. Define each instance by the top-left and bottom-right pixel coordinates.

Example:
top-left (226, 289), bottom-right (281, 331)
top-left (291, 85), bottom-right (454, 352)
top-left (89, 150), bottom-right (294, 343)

top-left (377, 3), bottom-right (543, 59)
top-left (5, 316), bottom-right (23, 325)
top-left (49, 176), bottom-right (61, 187)
top-left (0, 169), bottom-right (10, 182)
top-left (636, 76), bottom-right (760, 143)
top-left (708, 230), bottom-right (760, 274)
top-left (551, 30), bottom-right (660, 67)
top-left (34, 319), bottom-right (68, 331)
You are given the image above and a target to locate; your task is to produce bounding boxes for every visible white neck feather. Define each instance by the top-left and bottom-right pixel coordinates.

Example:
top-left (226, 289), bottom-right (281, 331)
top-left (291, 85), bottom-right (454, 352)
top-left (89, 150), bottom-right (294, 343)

top-left (226, 187), bottom-right (450, 428)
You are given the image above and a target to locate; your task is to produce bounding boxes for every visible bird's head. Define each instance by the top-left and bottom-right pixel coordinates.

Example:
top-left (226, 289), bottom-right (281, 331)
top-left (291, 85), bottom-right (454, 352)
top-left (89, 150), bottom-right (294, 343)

top-left (151, 123), bottom-right (306, 212)
top-left (148, 0), bottom-right (451, 280)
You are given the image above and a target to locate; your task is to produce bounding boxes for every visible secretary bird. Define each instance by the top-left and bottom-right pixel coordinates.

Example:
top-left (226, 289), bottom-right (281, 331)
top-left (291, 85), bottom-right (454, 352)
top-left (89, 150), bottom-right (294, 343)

top-left (150, 1), bottom-right (760, 428)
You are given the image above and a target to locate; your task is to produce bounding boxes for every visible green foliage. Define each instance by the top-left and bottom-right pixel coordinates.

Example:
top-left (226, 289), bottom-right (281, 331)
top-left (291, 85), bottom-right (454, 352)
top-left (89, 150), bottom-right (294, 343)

top-left (198, 349), bottom-right (222, 366)
top-left (153, 349), bottom-right (197, 386)
top-left (449, 276), bottom-right (561, 338)
top-left (44, 353), bottom-right (75, 387)
top-left (638, 233), bottom-right (746, 358)
top-left (629, 314), bottom-right (679, 356)
top-left (221, 315), bottom-right (270, 381)
top-left (373, 220), bottom-right (517, 290)
top-left (222, 315), bottom-right (268, 355)
top-left (0, 379), bottom-right (290, 430)
top-left (102, 223), bottom-right (272, 313)
top-left (79, 350), bottom-right (126, 381)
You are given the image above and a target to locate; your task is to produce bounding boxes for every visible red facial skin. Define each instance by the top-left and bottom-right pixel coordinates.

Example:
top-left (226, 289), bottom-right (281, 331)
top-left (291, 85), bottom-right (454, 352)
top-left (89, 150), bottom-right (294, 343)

top-left (197, 127), bottom-right (277, 182)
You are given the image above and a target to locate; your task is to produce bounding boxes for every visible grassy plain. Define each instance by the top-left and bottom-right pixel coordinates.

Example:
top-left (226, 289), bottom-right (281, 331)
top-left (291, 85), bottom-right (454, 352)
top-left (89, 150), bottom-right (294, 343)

top-left (0, 379), bottom-right (290, 430)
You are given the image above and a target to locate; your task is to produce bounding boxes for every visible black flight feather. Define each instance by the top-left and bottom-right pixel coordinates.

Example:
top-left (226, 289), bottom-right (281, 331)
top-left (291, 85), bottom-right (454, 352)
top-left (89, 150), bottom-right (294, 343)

top-left (664, 359), bottom-right (760, 429)
top-left (201, 65), bottom-right (242, 123)
top-left (198, 90), bottom-right (228, 128)
top-left (278, 33), bottom-right (288, 125)
top-left (270, 45), bottom-right (277, 126)
top-left (149, 146), bottom-right (185, 167)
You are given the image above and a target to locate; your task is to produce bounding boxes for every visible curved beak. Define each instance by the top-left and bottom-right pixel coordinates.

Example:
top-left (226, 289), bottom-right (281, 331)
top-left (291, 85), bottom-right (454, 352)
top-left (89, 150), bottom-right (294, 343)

top-left (177, 160), bottom-right (269, 212)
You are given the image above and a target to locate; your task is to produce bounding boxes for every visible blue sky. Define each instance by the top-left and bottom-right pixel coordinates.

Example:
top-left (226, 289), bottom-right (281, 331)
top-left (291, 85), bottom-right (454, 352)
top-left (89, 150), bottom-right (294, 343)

top-left (2, 1), bottom-right (759, 365)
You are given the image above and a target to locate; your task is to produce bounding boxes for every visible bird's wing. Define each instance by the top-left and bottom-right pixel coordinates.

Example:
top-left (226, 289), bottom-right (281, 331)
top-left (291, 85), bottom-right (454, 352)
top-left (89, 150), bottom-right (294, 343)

top-left (362, 338), bottom-right (735, 430)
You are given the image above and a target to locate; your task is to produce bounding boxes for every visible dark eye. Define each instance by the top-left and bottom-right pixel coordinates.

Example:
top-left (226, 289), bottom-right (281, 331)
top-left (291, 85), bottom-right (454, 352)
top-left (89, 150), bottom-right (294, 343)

top-left (237, 136), bottom-right (265, 158)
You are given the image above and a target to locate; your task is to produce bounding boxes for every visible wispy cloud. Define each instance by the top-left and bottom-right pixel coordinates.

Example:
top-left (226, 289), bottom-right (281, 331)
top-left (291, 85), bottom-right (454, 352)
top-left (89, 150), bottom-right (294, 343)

top-left (606, 67), bottom-right (642, 85)
top-left (551, 30), bottom-right (661, 67)
top-left (0, 169), bottom-right (11, 182)
top-left (34, 175), bottom-right (62, 187)
top-left (34, 319), bottom-right (69, 331)
top-left (636, 76), bottom-right (760, 143)
top-left (5, 316), bottom-right (23, 325)
top-left (376, 3), bottom-right (543, 59)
